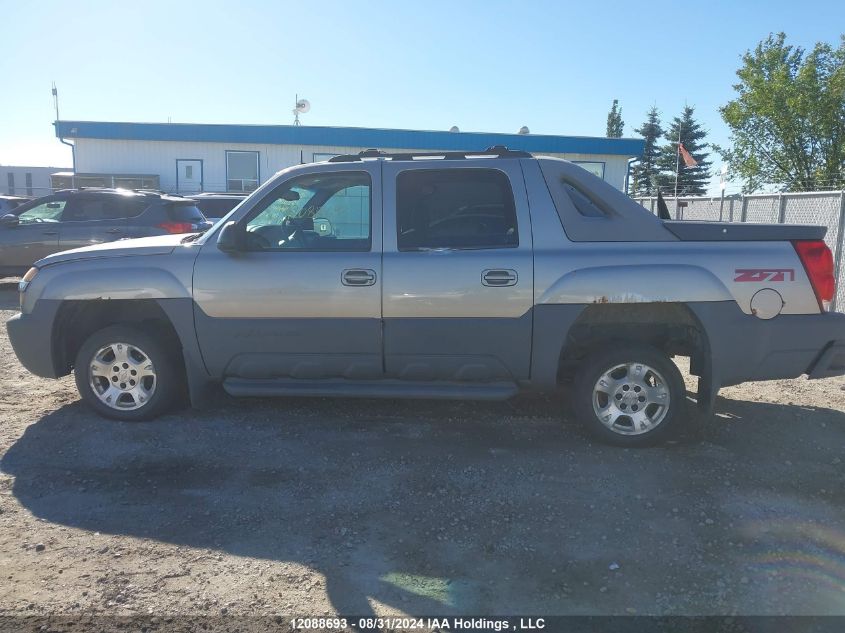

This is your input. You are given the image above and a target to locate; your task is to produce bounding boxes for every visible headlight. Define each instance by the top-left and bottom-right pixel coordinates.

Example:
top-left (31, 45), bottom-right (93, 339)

top-left (19, 267), bottom-right (38, 293)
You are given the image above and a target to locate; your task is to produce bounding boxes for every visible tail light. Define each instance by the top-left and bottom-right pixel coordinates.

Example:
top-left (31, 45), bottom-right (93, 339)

top-left (793, 240), bottom-right (835, 311)
top-left (157, 221), bottom-right (196, 234)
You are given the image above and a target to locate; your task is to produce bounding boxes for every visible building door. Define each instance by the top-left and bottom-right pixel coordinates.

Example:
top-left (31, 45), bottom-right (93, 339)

top-left (176, 160), bottom-right (203, 193)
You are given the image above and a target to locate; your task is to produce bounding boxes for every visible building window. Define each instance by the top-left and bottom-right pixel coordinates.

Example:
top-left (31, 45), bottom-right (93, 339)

top-left (25, 173), bottom-right (33, 196)
top-left (226, 151), bottom-right (259, 192)
top-left (6, 173), bottom-right (14, 195)
top-left (572, 161), bottom-right (606, 180)
top-left (396, 168), bottom-right (518, 251)
top-left (185, 165), bottom-right (193, 179)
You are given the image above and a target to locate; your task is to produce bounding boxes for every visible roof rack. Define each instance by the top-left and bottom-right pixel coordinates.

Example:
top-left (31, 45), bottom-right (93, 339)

top-left (328, 145), bottom-right (531, 163)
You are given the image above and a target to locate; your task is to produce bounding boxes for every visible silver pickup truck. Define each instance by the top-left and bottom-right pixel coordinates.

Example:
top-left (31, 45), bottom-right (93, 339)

top-left (7, 148), bottom-right (845, 445)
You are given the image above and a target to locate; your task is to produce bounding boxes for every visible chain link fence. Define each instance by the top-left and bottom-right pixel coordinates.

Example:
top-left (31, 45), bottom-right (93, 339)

top-left (633, 191), bottom-right (845, 312)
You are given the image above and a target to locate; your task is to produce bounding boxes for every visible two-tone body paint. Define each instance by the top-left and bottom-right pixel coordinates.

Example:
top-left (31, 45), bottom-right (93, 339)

top-left (11, 155), bottom-right (839, 402)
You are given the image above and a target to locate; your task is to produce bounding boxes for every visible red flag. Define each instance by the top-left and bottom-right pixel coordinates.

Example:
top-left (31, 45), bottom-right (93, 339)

top-left (679, 142), bottom-right (698, 168)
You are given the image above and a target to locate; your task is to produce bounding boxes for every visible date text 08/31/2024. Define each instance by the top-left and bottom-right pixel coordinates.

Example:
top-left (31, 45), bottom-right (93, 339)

top-left (291, 617), bottom-right (546, 630)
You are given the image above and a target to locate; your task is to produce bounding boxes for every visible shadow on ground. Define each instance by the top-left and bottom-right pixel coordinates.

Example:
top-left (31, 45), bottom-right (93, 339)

top-left (3, 392), bottom-right (845, 615)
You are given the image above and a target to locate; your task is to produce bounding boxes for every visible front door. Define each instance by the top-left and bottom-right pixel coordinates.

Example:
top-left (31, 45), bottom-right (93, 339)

top-left (0, 197), bottom-right (63, 273)
top-left (192, 162), bottom-right (383, 380)
top-left (381, 161), bottom-right (534, 382)
top-left (176, 160), bottom-right (203, 194)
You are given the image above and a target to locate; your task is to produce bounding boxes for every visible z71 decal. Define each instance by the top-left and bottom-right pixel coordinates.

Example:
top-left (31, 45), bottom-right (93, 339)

top-left (734, 268), bottom-right (795, 282)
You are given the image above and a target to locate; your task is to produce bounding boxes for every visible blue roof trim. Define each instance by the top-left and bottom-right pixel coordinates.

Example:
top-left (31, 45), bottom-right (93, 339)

top-left (55, 121), bottom-right (644, 157)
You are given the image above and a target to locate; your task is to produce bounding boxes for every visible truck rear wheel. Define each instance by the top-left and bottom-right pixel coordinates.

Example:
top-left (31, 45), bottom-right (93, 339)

top-left (74, 325), bottom-right (180, 421)
top-left (573, 344), bottom-right (685, 446)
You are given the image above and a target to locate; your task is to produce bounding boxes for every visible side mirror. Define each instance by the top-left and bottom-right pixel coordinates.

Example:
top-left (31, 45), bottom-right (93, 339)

top-left (0, 214), bottom-right (19, 227)
top-left (313, 217), bottom-right (333, 236)
top-left (217, 221), bottom-right (246, 253)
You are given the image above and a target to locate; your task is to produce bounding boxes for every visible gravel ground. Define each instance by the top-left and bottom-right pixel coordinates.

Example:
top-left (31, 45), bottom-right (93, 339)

top-left (1, 288), bottom-right (844, 622)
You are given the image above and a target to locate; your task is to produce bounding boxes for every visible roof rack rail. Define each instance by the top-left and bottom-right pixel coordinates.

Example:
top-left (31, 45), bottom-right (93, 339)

top-left (328, 145), bottom-right (531, 162)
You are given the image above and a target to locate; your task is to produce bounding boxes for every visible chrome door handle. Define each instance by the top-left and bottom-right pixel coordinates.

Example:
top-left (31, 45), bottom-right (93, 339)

top-left (106, 228), bottom-right (123, 234)
top-left (42, 230), bottom-right (59, 236)
top-left (341, 268), bottom-right (377, 286)
top-left (482, 269), bottom-right (518, 287)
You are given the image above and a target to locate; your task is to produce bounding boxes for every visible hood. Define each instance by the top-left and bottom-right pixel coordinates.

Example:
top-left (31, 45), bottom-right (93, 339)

top-left (35, 233), bottom-right (188, 268)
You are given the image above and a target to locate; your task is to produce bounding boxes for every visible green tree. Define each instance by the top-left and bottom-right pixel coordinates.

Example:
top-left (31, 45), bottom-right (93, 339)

top-left (718, 33), bottom-right (845, 192)
top-left (657, 105), bottom-right (712, 195)
top-left (606, 99), bottom-right (624, 138)
top-left (630, 106), bottom-right (664, 195)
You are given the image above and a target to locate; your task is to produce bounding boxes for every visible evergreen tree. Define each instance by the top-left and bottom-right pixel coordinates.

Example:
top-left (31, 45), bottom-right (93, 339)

top-left (606, 99), bottom-right (624, 138)
top-left (630, 106), bottom-right (663, 195)
top-left (657, 105), bottom-right (712, 195)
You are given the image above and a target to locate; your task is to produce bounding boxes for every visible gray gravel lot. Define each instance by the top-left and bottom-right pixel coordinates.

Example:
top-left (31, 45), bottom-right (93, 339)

top-left (1, 288), bottom-right (844, 620)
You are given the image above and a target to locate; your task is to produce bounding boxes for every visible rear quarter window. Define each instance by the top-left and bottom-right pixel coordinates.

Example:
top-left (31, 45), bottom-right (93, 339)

top-left (167, 204), bottom-right (207, 222)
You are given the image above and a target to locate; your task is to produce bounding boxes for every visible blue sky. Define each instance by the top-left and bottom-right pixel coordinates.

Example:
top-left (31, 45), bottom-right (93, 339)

top-left (1, 0), bottom-right (842, 192)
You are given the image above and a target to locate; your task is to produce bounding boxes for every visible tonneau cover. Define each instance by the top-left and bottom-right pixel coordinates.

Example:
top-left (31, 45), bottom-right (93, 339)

top-left (663, 221), bottom-right (826, 242)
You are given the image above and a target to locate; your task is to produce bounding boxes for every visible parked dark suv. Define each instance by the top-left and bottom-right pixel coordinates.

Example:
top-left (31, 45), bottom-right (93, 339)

top-left (0, 188), bottom-right (212, 275)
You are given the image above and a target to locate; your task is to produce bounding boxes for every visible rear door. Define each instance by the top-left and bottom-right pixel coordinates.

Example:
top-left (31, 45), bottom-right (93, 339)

top-left (58, 195), bottom-right (133, 250)
top-left (381, 160), bottom-right (534, 382)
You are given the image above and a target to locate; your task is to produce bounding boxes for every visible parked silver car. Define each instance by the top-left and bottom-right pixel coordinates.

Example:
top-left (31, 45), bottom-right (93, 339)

top-left (7, 148), bottom-right (845, 445)
top-left (0, 188), bottom-right (212, 276)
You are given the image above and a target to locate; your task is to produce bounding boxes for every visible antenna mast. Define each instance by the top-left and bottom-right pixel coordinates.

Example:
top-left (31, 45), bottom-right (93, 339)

top-left (52, 81), bottom-right (60, 121)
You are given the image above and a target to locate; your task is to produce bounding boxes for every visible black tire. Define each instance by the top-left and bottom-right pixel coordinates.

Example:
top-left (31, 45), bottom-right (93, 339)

top-left (573, 343), bottom-right (685, 447)
top-left (74, 324), bottom-right (181, 421)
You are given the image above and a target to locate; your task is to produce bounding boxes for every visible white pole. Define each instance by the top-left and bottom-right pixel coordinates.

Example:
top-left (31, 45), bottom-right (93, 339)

top-left (674, 126), bottom-right (681, 218)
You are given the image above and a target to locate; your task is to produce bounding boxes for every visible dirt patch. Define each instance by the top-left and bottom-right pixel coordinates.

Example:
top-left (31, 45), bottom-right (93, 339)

top-left (1, 291), bottom-right (844, 620)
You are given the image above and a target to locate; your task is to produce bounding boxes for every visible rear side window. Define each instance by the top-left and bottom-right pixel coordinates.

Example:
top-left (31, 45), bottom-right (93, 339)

top-left (396, 168), bottom-right (518, 250)
top-left (167, 204), bottom-right (206, 222)
top-left (196, 199), bottom-right (241, 218)
top-left (64, 196), bottom-right (149, 221)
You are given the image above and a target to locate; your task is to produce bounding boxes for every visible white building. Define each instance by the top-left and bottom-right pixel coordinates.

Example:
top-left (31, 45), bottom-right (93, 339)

top-left (1, 165), bottom-right (70, 197)
top-left (54, 121), bottom-right (644, 193)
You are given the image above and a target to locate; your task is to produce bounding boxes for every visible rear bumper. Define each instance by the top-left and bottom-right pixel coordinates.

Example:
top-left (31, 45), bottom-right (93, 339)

top-left (808, 341), bottom-right (845, 379)
top-left (6, 300), bottom-right (62, 378)
top-left (689, 303), bottom-right (845, 387)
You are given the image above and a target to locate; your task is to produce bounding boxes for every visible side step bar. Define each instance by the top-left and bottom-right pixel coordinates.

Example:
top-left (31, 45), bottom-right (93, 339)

top-left (222, 378), bottom-right (519, 401)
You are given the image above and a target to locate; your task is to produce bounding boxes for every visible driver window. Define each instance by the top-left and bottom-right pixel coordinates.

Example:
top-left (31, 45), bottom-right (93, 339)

top-left (246, 172), bottom-right (371, 251)
top-left (17, 200), bottom-right (67, 224)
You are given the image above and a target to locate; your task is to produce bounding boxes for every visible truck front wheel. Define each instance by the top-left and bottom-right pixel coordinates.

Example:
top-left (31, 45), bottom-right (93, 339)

top-left (74, 324), bottom-right (181, 421)
top-left (573, 344), bottom-right (685, 446)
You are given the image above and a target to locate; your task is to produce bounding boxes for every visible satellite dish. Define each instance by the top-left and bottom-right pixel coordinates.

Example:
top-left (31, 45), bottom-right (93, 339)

top-left (449, 126), bottom-right (460, 133)
top-left (292, 96), bottom-right (310, 125)
top-left (518, 126), bottom-right (530, 135)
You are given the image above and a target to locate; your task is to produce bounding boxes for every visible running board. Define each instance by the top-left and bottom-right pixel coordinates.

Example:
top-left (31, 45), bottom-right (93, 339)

top-left (222, 378), bottom-right (519, 400)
